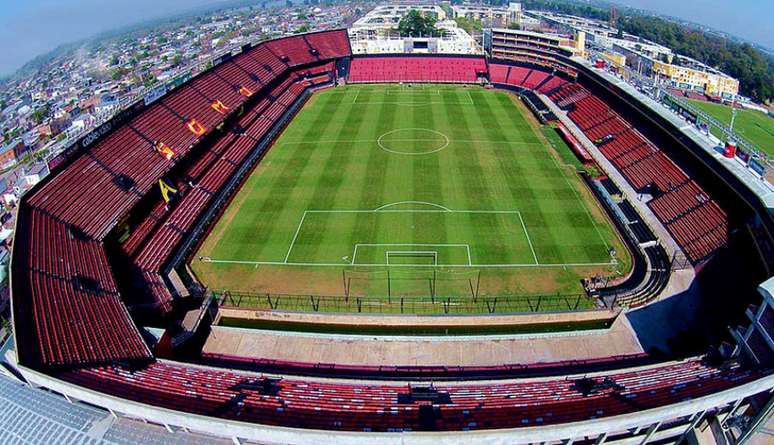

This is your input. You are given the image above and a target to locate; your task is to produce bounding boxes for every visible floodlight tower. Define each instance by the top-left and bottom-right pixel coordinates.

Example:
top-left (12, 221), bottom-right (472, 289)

top-left (724, 95), bottom-right (738, 158)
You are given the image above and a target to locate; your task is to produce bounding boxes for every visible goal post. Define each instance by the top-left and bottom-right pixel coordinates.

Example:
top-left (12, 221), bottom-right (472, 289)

top-left (343, 266), bottom-right (481, 301)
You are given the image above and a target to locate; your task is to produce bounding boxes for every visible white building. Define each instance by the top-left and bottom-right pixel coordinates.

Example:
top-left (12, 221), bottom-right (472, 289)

top-left (349, 4), bottom-right (448, 40)
top-left (349, 5), bottom-right (480, 55)
top-left (350, 20), bottom-right (480, 55)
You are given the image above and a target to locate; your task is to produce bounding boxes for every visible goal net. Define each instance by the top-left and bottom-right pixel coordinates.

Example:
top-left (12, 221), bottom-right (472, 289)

top-left (343, 267), bottom-right (481, 300)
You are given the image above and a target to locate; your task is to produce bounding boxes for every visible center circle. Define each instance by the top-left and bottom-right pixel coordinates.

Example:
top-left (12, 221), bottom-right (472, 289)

top-left (377, 128), bottom-right (450, 155)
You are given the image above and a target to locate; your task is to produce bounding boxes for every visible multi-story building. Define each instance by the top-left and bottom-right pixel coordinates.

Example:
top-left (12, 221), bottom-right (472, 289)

top-left (531, 10), bottom-right (740, 98)
top-left (0, 140), bottom-right (21, 168)
top-left (485, 27), bottom-right (585, 70)
top-left (349, 25), bottom-right (479, 55)
top-left (651, 56), bottom-right (740, 98)
top-left (349, 4), bottom-right (447, 40)
top-left (349, 4), bottom-right (478, 55)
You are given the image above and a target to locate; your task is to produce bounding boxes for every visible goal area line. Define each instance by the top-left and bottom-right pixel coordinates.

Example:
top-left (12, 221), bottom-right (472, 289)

top-left (353, 243), bottom-right (472, 267)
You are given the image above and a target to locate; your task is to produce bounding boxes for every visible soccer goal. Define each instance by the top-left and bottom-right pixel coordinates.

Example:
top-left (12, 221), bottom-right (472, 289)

top-left (343, 267), bottom-right (481, 300)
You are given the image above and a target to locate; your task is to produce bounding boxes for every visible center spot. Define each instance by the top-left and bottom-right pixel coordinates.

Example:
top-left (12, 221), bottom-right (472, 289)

top-left (377, 128), bottom-right (450, 155)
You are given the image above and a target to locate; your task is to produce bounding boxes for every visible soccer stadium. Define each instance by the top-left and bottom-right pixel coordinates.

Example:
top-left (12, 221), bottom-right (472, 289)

top-left (2, 21), bottom-right (774, 445)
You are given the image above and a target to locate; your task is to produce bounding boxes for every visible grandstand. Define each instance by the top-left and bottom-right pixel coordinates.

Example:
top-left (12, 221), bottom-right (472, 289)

top-left (348, 55), bottom-right (487, 83)
top-left (5, 27), bottom-right (774, 445)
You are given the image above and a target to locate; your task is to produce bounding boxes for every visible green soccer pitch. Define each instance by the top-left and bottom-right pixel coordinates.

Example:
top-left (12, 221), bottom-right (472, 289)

top-left (688, 99), bottom-right (774, 157)
top-left (192, 84), bottom-right (631, 302)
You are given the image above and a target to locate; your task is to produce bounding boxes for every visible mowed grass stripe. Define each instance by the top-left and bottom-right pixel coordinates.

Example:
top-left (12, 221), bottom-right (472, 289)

top-left (345, 89), bottom-right (396, 265)
top-left (215, 91), bottom-right (347, 260)
top-left (464, 91), bottom-right (535, 264)
top-left (464, 93), bottom-right (533, 262)
top-left (442, 89), bottom-right (510, 264)
top-left (290, 89), bottom-right (374, 262)
top-left (472, 91), bottom-right (559, 263)
top-left (509, 96), bottom-right (609, 263)
top-left (410, 89), bottom-right (449, 252)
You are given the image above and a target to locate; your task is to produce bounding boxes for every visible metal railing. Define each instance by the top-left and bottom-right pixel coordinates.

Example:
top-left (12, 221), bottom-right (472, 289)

top-left (214, 289), bottom-right (599, 315)
top-left (661, 91), bottom-right (770, 167)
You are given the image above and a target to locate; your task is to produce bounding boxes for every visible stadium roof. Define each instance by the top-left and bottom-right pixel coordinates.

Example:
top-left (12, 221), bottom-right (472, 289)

top-left (0, 373), bottom-right (228, 445)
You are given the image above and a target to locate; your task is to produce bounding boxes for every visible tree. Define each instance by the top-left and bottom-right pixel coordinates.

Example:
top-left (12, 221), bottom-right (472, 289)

top-left (143, 74), bottom-right (157, 88)
top-left (512, 0), bottom-right (774, 103)
top-left (618, 15), bottom-right (774, 102)
top-left (455, 16), bottom-right (482, 35)
top-left (31, 105), bottom-right (50, 124)
top-left (397, 10), bottom-right (442, 37)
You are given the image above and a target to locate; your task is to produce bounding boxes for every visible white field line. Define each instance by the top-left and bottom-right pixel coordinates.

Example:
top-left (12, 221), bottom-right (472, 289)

top-left (385, 89), bottom-right (441, 96)
top-left (349, 90), bottom-right (475, 107)
top-left (305, 209), bottom-right (524, 214)
top-left (518, 212), bottom-right (539, 265)
top-left (283, 211), bottom-right (308, 263)
top-left (540, 128), bottom-right (611, 251)
top-left (275, 138), bottom-right (545, 146)
top-left (279, 207), bottom-right (530, 266)
top-left (352, 243), bottom-right (471, 266)
top-left (201, 258), bottom-right (616, 268)
top-left (352, 101), bottom-right (476, 107)
top-left (375, 201), bottom-right (452, 211)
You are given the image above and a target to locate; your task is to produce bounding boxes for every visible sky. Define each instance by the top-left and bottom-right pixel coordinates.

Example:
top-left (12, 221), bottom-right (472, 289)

top-left (0, 0), bottom-right (772, 76)
top-left (0, 0), bottom-right (229, 75)
top-left (619, 0), bottom-right (774, 50)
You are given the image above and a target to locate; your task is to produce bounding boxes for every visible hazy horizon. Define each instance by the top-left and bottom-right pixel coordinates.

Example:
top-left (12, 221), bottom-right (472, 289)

top-left (618, 0), bottom-right (773, 50)
top-left (0, 0), bottom-right (232, 76)
top-left (0, 0), bottom-right (772, 77)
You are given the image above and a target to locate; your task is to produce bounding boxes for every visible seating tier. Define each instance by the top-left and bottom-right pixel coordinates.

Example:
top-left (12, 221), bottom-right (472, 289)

top-left (12, 30), bottom-right (348, 368)
top-left (546, 82), bottom-right (729, 263)
top-left (58, 359), bottom-right (762, 432)
top-left (349, 56), bottom-right (486, 83)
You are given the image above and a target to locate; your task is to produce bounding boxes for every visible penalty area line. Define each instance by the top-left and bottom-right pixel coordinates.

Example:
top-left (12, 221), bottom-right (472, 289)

top-left (283, 211), bottom-right (307, 263)
top-left (518, 212), bottom-right (539, 265)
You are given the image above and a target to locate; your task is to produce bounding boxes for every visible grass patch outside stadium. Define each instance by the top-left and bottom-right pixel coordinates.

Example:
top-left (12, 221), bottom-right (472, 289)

top-left (191, 84), bottom-right (631, 313)
top-left (688, 99), bottom-right (774, 157)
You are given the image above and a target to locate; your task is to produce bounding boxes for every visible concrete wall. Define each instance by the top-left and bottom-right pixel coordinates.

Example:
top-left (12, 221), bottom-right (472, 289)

top-left (14, 360), bottom-right (774, 445)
